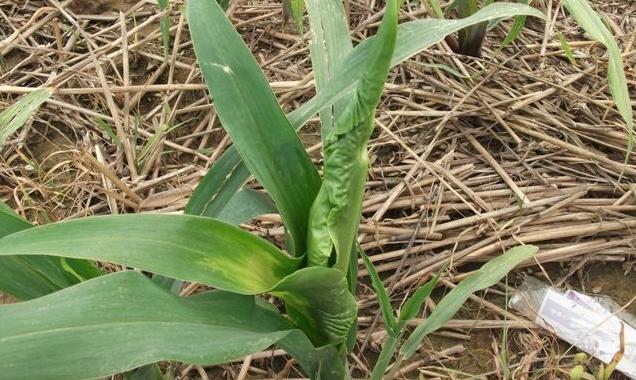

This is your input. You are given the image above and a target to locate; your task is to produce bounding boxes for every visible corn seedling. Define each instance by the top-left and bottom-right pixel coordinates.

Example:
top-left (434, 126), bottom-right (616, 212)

top-left (500, 0), bottom-right (531, 48)
top-left (157, 0), bottom-right (170, 59)
top-left (432, 0), bottom-right (532, 57)
top-left (563, 0), bottom-right (634, 161)
top-left (0, 0), bottom-right (543, 379)
top-left (0, 201), bottom-right (101, 300)
top-left (557, 31), bottom-right (578, 65)
top-left (453, 0), bottom-right (493, 57)
top-left (0, 89), bottom-right (51, 146)
top-left (432, 0), bottom-right (632, 160)
top-left (283, 0), bottom-right (305, 34)
top-left (186, 1), bottom-right (545, 220)
top-left (95, 118), bottom-right (122, 146)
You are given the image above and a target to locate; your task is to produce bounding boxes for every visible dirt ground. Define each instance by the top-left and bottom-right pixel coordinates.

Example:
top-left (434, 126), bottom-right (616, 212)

top-left (1, 0), bottom-right (635, 378)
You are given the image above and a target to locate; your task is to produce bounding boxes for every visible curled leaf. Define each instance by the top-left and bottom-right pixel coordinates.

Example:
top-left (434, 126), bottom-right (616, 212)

top-left (306, 0), bottom-right (399, 272)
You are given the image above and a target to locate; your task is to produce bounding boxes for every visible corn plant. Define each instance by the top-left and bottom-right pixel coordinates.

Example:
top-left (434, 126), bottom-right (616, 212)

top-left (453, 0), bottom-right (493, 56)
top-left (0, 88), bottom-right (51, 146)
top-left (563, 0), bottom-right (634, 160)
top-left (423, 0), bottom-right (534, 57)
top-left (430, 0), bottom-right (632, 157)
top-left (283, 0), bottom-right (305, 33)
top-left (0, 0), bottom-right (543, 379)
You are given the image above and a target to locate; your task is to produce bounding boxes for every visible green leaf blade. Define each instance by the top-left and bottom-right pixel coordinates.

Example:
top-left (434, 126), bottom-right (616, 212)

top-left (361, 251), bottom-right (397, 334)
top-left (399, 245), bottom-right (538, 359)
top-left (278, 332), bottom-right (348, 380)
top-left (185, 147), bottom-right (249, 218)
top-left (0, 214), bottom-right (301, 294)
top-left (215, 189), bottom-right (277, 225)
top-left (557, 31), bottom-right (577, 65)
top-left (283, 0), bottom-right (305, 34)
top-left (501, 0), bottom-right (530, 48)
top-left (289, 2), bottom-right (545, 130)
top-left (397, 270), bottom-right (442, 327)
top-left (0, 256), bottom-right (73, 300)
top-left (0, 89), bottom-right (51, 146)
top-left (0, 201), bottom-right (101, 300)
top-left (306, 0), bottom-right (353, 139)
top-left (188, 0), bottom-right (321, 256)
top-left (0, 271), bottom-right (295, 380)
top-left (564, 0), bottom-right (633, 160)
top-left (0, 213), bottom-right (355, 353)
top-left (0, 201), bottom-right (31, 237)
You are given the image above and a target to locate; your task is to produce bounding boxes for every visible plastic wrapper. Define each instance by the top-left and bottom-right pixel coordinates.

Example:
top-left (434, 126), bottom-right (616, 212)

top-left (510, 277), bottom-right (636, 378)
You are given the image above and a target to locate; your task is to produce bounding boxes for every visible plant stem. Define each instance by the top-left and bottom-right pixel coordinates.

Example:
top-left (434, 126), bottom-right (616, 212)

top-left (385, 353), bottom-right (405, 380)
top-left (370, 333), bottom-right (400, 380)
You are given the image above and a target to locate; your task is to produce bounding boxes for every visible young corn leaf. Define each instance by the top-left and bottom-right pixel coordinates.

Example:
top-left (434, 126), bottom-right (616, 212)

top-left (361, 251), bottom-right (397, 334)
top-left (215, 188), bottom-right (277, 225)
top-left (157, 0), bottom-right (170, 58)
top-left (563, 0), bottom-right (633, 160)
top-left (0, 271), bottom-right (296, 380)
top-left (305, 0), bottom-right (353, 140)
top-left (0, 211), bottom-right (346, 379)
top-left (73, 260), bottom-right (104, 280)
top-left (375, 246), bottom-right (535, 380)
top-left (278, 331), bottom-right (348, 380)
top-left (290, 2), bottom-right (544, 127)
top-left (422, 0), bottom-right (444, 18)
top-left (185, 147), bottom-right (250, 218)
top-left (487, 0), bottom-right (526, 31)
top-left (188, 0), bottom-right (321, 257)
top-left (0, 88), bottom-right (51, 146)
top-left (0, 214), bottom-right (301, 294)
top-left (0, 255), bottom-right (74, 300)
top-left (501, 0), bottom-right (531, 48)
top-left (283, 0), bottom-right (305, 34)
top-left (0, 214), bottom-right (355, 348)
top-left (557, 31), bottom-right (577, 65)
top-left (0, 201), bottom-right (31, 237)
top-left (304, 3), bottom-right (370, 314)
top-left (399, 245), bottom-right (538, 359)
top-left (455, 0), bottom-right (488, 57)
top-left (306, 0), bottom-right (398, 272)
top-left (197, 0), bottom-right (361, 313)
top-left (369, 271), bottom-right (441, 380)
top-left (185, 3), bottom-right (544, 233)
top-left (396, 270), bottom-right (442, 328)
top-left (182, 166), bottom-right (273, 292)
top-left (0, 201), bottom-right (100, 300)
top-left (163, 165), bottom-right (271, 320)
top-left (272, 267), bottom-right (357, 346)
